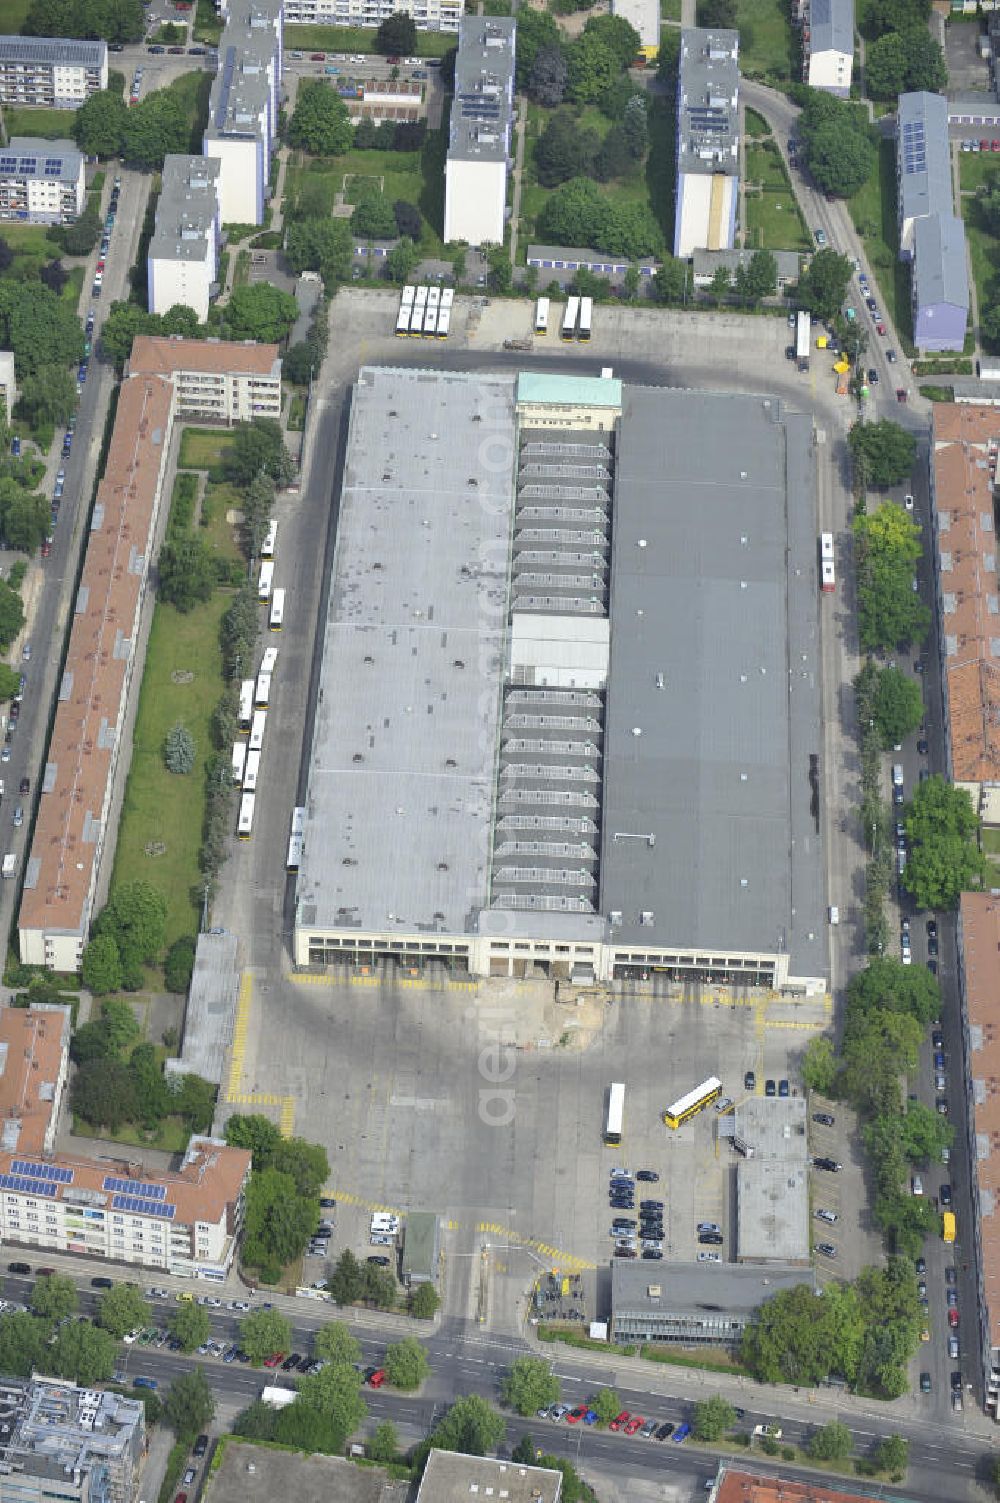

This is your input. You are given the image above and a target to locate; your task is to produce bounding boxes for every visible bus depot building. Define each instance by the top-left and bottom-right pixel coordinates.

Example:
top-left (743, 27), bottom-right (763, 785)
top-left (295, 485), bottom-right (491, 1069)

top-left (293, 368), bottom-right (828, 995)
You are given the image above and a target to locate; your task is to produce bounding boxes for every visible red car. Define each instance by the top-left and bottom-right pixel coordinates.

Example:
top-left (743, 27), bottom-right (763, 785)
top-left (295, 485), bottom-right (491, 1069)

top-left (367, 1368), bottom-right (386, 1388)
top-left (982, 139), bottom-right (991, 152)
top-left (993, 140), bottom-right (1000, 151)
top-left (40, 540), bottom-right (51, 557)
top-left (875, 321), bottom-right (886, 335)
top-left (948, 1308), bottom-right (960, 1328)
top-left (566, 1406), bottom-right (587, 1425)
top-left (624, 1415), bottom-right (644, 1436)
top-left (310, 51), bottom-right (325, 59)
top-left (262, 1352), bottom-right (285, 1368)
top-left (610, 1411), bottom-right (630, 1432)
top-left (175, 1495), bottom-right (187, 1503)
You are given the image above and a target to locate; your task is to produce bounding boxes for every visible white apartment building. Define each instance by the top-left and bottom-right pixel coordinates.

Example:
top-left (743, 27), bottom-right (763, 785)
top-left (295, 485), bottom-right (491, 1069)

top-left (203, 0), bottom-right (282, 225)
top-left (0, 36), bottom-right (107, 107)
top-left (148, 154), bottom-right (221, 321)
top-left (443, 17), bottom-right (515, 247)
top-left (282, 0), bottom-right (462, 29)
top-left (128, 334), bottom-right (282, 422)
top-left (0, 1138), bottom-right (251, 1281)
top-left (0, 350), bottom-right (16, 418)
top-left (674, 27), bottom-right (740, 259)
top-left (0, 137), bottom-right (84, 225)
top-left (802, 0), bottom-right (853, 95)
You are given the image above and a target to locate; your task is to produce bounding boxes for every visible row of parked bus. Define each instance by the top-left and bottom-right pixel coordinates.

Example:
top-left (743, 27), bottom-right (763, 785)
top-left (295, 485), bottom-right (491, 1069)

top-left (256, 519), bottom-right (284, 629)
top-left (396, 284), bottom-right (454, 338)
top-left (557, 295), bottom-right (592, 342)
top-left (233, 519), bottom-right (284, 839)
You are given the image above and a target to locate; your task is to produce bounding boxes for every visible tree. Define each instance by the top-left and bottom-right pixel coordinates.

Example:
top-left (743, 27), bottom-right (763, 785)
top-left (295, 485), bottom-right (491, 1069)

top-left (375, 10), bottom-right (416, 53)
top-left (18, 365), bottom-right (77, 430)
top-left (852, 502), bottom-right (929, 652)
top-left (329, 1249), bottom-right (363, 1305)
top-left (351, 192), bottom-right (397, 239)
top-left (428, 1394), bottom-right (505, 1456)
top-left (242, 471), bottom-right (276, 560)
top-left (0, 238), bottom-right (12, 274)
top-left (225, 1113), bottom-right (281, 1168)
top-left (0, 1312), bottom-right (50, 1376)
top-left (30, 1273), bottom-right (77, 1323)
top-left (361, 1263), bottom-right (398, 1309)
top-left (284, 216), bottom-right (352, 291)
top-left (313, 1321), bottom-right (361, 1366)
top-left (693, 1395), bottom-right (736, 1441)
top-left (98, 881), bottom-right (167, 968)
top-left (164, 935), bottom-right (196, 995)
top-left (410, 1282), bottom-right (440, 1319)
top-left (736, 249), bottom-right (777, 303)
top-left (798, 92), bottom-right (876, 198)
top-left (164, 1368), bottom-right (215, 1442)
top-left (801, 1034), bottom-right (838, 1094)
top-left (808, 1419), bottom-right (853, 1461)
top-left (97, 1284), bottom-right (150, 1338)
top-left (501, 1357), bottom-right (560, 1416)
top-left (568, 19), bottom-right (639, 105)
top-left (486, 244), bottom-right (512, 295)
top-left (157, 536), bottom-right (216, 613)
top-left (223, 284), bottom-right (299, 345)
top-left (366, 1420), bottom-right (399, 1462)
top-left (122, 92), bottom-right (188, 170)
top-left (168, 1301), bottom-right (211, 1353)
top-left (875, 1433), bottom-right (908, 1478)
top-left (163, 722), bottom-right (196, 775)
top-left (383, 1336), bottom-right (429, 1390)
top-left (849, 419), bottom-right (917, 488)
top-left (901, 29), bottom-right (946, 92)
top-left (622, 94), bottom-right (648, 159)
top-left (271, 1137), bottom-right (329, 1198)
top-left (58, 207), bottom-right (102, 258)
top-left (534, 111), bottom-right (598, 188)
top-left (393, 200), bottom-right (422, 240)
top-left (242, 1167), bottom-right (316, 1277)
top-left (74, 90), bottom-right (128, 158)
top-left (0, 580), bottom-right (24, 654)
top-left (903, 775), bottom-right (989, 910)
top-left (797, 247), bottom-right (852, 322)
top-left (856, 662), bottom-right (924, 749)
top-left (538, 177), bottom-right (662, 259)
top-left (594, 125), bottom-right (631, 183)
top-left (295, 1361), bottom-right (367, 1436)
top-left (864, 32), bottom-right (908, 98)
top-left (39, 259), bottom-right (67, 296)
top-left (81, 934), bottom-right (123, 997)
top-left (288, 81), bottom-right (352, 156)
top-left (239, 1308), bottom-right (292, 1365)
top-left (71, 1057), bottom-right (136, 1131)
top-left (48, 1321), bottom-right (117, 1385)
top-left (0, 664), bottom-right (21, 705)
top-left (227, 419), bottom-right (295, 489)
top-left (385, 237), bottom-right (418, 285)
top-left (514, 7), bottom-right (561, 89)
top-left (698, 0), bottom-right (737, 20)
top-left (654, 255), bottom-right (689, 305)
top-left (590, 1387), bottom-right (621, 1426)
top-left (0, 282), bottom-right (83, 379)
top-left (528, 45), bottom-right (568, 107)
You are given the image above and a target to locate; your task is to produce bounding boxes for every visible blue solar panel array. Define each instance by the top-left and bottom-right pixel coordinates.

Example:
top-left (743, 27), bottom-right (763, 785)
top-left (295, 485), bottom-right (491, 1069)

top-left (103, 1176), bottom-right (166, 1200)
top-left (12, 1160), bottom-right (72, 1183)
top-left (901, 120), bottom-right (927, 177)
top-left (0, 1174), bottom-right (58, 1198)
top-left (111, 1194), bottom-right (176, 1220)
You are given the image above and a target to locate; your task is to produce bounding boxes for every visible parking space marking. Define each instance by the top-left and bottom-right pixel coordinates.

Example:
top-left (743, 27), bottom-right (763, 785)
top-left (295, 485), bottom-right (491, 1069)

top-left (279, 1097), bottom-right (295, 1136)
top-left (225, 970), bottom-right (253, 1099)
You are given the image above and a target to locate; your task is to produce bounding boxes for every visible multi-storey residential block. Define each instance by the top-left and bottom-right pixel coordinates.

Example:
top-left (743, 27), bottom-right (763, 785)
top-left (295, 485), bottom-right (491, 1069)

top-left (896, 94), bottom-right (969, 352)
top-left (203, 0), bottom-right (282, 226)
top-left (0, 1377), bottom-right (145, 1503)
top-left (0, 137), bottom-right (84, 224)
top-left (0, 1139), bottom-right (250, 1279)
top-left (283, 0), bottom-right (462, 27)
top-left (674, 28), bottom-right (739, 259)
top-left (0, 350), bottom-right (16, 417)
top-left (801, 0), bottom-right (853, 95)
top-left (0, 36), bottom-right (107, 107)
top-left (128, 335), bottom-right (282, 421)
top-left (911, 211), bottom-right (969, 352)
top-left (147, 155), bottom-right (221, 321)
top-left (0, 1004), bottom-right (70, 1157)
top-left (443, 17), bottom-right (515, 247)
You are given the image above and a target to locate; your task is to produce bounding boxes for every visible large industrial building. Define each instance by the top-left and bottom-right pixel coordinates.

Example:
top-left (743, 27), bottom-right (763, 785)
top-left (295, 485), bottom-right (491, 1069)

top-left (293, 368), bottom-right (828, 994)
top-left (610, 1259), bottom-right (809, 1345)
top-left (0, 1377), bottom-right (145, 1503)
top-left (673, 28), bottom-right (740, 259)
top-left (443, 17), bottom-right (515, 247)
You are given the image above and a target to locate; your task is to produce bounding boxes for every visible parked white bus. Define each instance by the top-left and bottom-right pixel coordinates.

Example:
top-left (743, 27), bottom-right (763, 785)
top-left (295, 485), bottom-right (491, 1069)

top-left (231, 741), bottom-right (247, 785)
top-left (243, 748), bottom-right (261, 792)
top-left (579, 296), bottom-right (593, 341)
top-left (395, 301), bottom-right (411, 337)
top-left (237, 792), bottom-right (255, 839)
top-left (249, 709), bottom-right (266, 752)
top-left (260, 646), bottom-right (278, 676)
top-left (436, 304), bottom-right (451, 338)
top-left (286, 832), bottom-right (303, 872)
top-left (238, 679), bottom-right (254, 732)
top-left (561, 296), bottom-right (580, 340)
top-left (534, 296), bottom-right (549, 335)
top-left (257, 560), bottom-right (274, 601)
top-left (261, 518), bottom-right (277, 558)
top-left (255, 671), bottom-right (271, 708)
top-left (269, 588), bottom-right (285, 631)
top-left (290, 805), bottom-right (305, 838)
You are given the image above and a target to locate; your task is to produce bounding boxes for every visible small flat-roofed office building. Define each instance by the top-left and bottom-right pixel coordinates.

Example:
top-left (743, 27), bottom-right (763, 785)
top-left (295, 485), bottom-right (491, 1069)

top-left (0, 36), bottom-right (107, 107)
top-left (730, 1097), bottom-right (810, 1265)
top-left (294, 369), bottom-right (828, 996)
top-left (416, 1453), bottom-right (562, 1503)
top-left (0, 137), bottom-right (84, 224)
top-left (674, 28), bottom-right (740, 259)
top-left (611, 0), bottom-right (659, 52)
top-left (610, 1260), bottom-right (812, 1345)
top-left (443, 17), bottom-right (515, 246)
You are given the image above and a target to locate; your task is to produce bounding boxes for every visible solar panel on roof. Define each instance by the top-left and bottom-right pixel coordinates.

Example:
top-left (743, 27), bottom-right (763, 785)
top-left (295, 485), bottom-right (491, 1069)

top-left (111, 1193), bottom-right (176, 1219)
top-left (11, 1160), bottom-right (72, 1183)
top-left (0, 1174), bottom-right (58, 1197)
top-left (103, 1175), bottom-right (166, 1199)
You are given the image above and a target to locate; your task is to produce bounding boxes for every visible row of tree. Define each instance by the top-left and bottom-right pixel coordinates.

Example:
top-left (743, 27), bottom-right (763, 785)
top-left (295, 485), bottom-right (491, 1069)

top-left (75, 85), bottom-right (196, 173)
top-left (24, 0), bottom-right (143, 43)
top-left (69, 999), bottom-right (216, 1136)
top-left (851, 492), bottom-right (928, 653)
top-left (797, 90), bottom-right (876, 200)
top-left (517, 11), bottom-right (640, 111)
top-left (534, 101), bottom-right (649, 191)
top-left (224, 1114), bottom-right (329, 1281)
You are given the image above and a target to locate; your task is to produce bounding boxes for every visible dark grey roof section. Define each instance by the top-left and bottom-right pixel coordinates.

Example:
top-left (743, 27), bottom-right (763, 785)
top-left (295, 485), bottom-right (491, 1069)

top-left (449, 16), bottom-right (515, 164)
top-left (693, 248), bottom-right (801, 283)
top-left (207, 42), bottom-right (271, 137)
top-left (401, 1212), bottom-right (440, 1284)
top-left (677, 27), bottom-right (740, 179)
top-left (913, 211), bottom-right (970, 312)
top-left (149, 154), bottom-right (220, 264)
top-left (296, 367), bottom-right (517, 940)
top-left (165, 930), bottom-right (239, 1088)
top-left (611, 1258), bottom-right (813, 1343)
top-left (897, 91), bottom-right (953, 228)
top-left (0, 34), bottom-right (106, 67)
top-left (808, 0), bottom-right (854, 56)
top-left (599, 388), bottom-right (826, 982)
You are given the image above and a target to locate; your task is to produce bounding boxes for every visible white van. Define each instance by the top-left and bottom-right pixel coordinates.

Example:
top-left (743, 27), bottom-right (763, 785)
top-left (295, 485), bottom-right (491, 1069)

top-left (828, 905), bottom-right (839, 925)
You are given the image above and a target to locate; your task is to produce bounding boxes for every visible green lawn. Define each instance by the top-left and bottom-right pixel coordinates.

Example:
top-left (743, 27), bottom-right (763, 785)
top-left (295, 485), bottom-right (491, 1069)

top-left (2, 106), bottom-right (77, 140)
top-left (163, 68), bottom-right (213, 153)
top-left (744, 141), bottom-right (810, 251)
top-left (849, 135), bottom-right (912, 346)
top-left (285, 134), bottom-right (447, 246)
top-left (660, 0), bottom-right (682, 17)
top-left (0, 0), bottom-right (35, 30)
top-left (963, 196), bottom-right (1000, 352)
top-left (981, 826), bottom-right (1000, 856)
top-left (284, 22), bottom-right (454, 55)
top-left (736, 0), bottom-right (795, 81)
top-left (745, 106), bottom-right (772, 138)
top-left (193, 0), bottom-right (224, 44)
top-left (178, 426), bottom-right (234, 479)
top-left (201, 480), bottom-right (245, 567)
top-left (960, 152), bottom-right (1000, 194)
top-left (73, 1114), bottom-right (193, 1153)
top-left (110, 591), bottom-right (232, 950)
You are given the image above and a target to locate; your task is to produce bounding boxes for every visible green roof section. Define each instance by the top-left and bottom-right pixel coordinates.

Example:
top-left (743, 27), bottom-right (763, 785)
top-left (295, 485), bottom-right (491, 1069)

top-left (401, 1211), bottom-right (441, 1284)
top-left (516, 371), bottom-right (623, 409)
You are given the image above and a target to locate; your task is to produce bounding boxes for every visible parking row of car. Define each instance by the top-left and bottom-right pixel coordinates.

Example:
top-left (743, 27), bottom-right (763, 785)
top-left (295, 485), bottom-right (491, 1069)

top-left (538, 1403), bottom-right (693, 1443)
top-left (608, 1168), bottom-right (664, 1261)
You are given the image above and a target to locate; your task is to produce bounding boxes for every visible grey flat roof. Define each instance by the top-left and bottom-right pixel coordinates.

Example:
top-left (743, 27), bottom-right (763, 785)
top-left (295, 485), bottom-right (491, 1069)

top-left (914, 211), bottom-right (970, 312)
top-left (449, 16), bottom-right (515, 164)
top-left (149, 154), bottom-right (219, 264)
top-left (0, 138), bottom-right (81, 184)
top-left (733, 1095), bottom-right (808, 1158)
top-left (600, 388), bottom-right (827, 981)
top-left (897, 91), bottom-right (953, 226)
top-left (401, 1211), bottom-right (440, 1280)
top-left (677, 27), bottom-right (740, 179)
top-left (207, 45), bottom-right (271, 137)
top-left (527, 243), bottom-right (658, 269)
top-left (809, 0), bottom-right (853, 56)
top-left (296, 367), bottom-right (517, 940)
top-left (611, 1257), bottom-right (812, 1316)
top-left (165, 930), bottom-right (238, 1088)
top-left (737, 1159), bottom-right (810, 1263)
top-left (0, 34), bottom-right (106, 66)
top-left (693, 248), bottom-right (800, 280)
top-left (416, 1453), bottom-right (562, 1503)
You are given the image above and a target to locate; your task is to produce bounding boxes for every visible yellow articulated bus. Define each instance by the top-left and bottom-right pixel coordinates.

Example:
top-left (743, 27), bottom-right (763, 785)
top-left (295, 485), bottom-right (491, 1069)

top-left (663, 1076), bottom-right (722, 1130)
